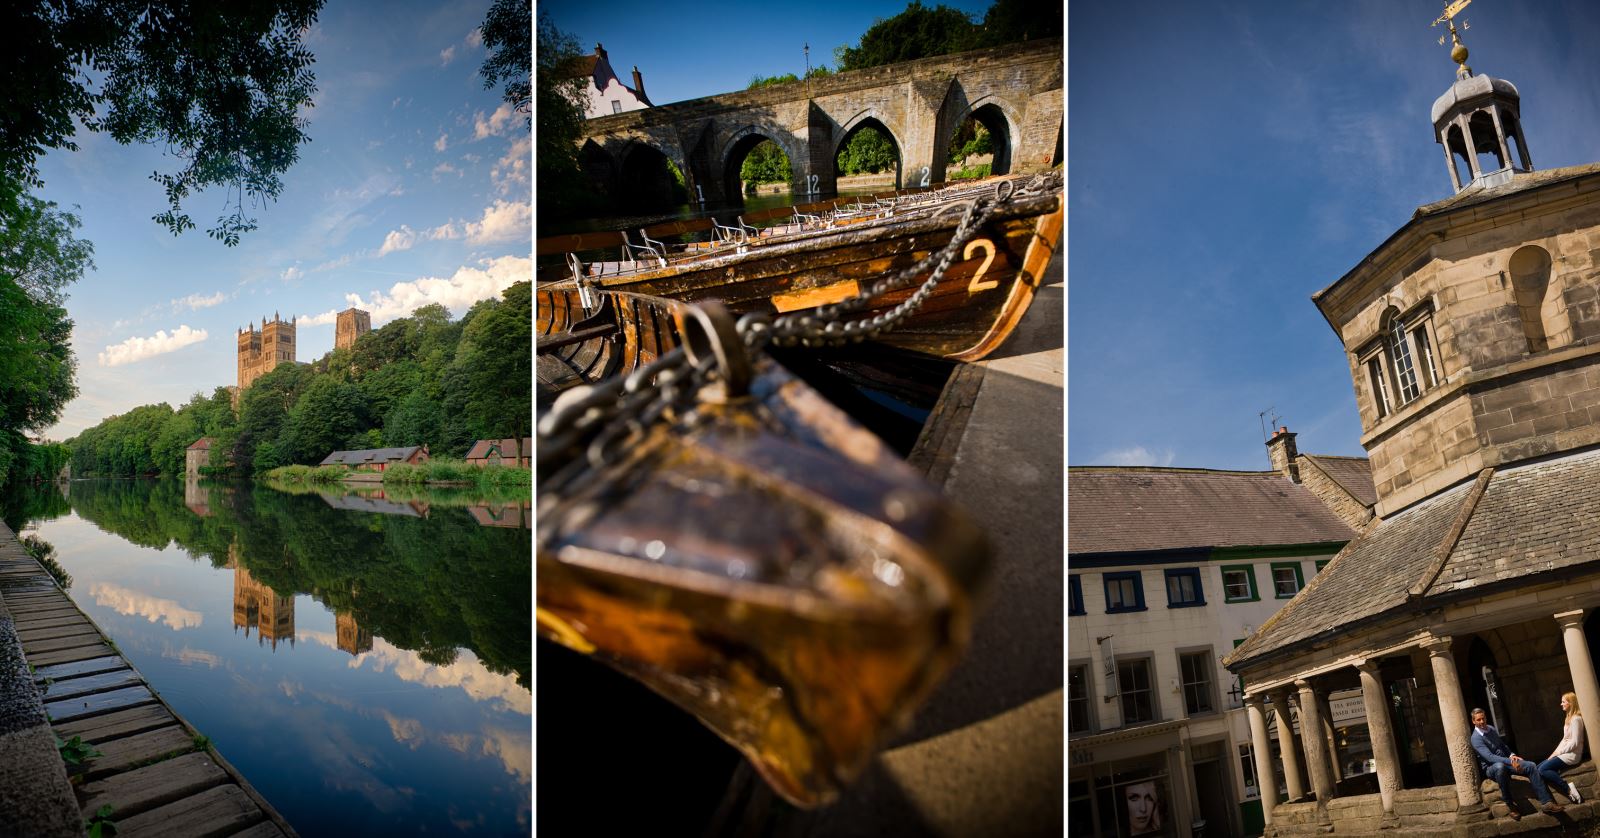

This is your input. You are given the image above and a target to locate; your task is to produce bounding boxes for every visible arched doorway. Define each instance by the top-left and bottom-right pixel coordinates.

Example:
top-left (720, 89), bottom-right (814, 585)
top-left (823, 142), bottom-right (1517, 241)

top-left (578, 140), bottom-right (616, 204)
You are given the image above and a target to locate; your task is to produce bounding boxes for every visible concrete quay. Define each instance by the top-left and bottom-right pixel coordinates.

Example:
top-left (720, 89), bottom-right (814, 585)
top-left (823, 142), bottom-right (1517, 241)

top-left (0, 520), bottom-right (295, 837)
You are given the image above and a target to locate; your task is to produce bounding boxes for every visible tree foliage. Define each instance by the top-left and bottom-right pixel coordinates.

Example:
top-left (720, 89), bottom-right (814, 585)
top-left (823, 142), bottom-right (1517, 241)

top-left (478, 0), bottom-right (531, 119)
top-left (534, 13), bottom-right (600, 223)
top-left (740, 141), bottom-right (792, 187)
top-left (0, 1), bottom-right (323, 245)
top-left (833, 0), bottom-right (1059, 73)
top-left (68, 284), bottom-right (533, 478)
top-left (837, 127), bottom-right (898, 175)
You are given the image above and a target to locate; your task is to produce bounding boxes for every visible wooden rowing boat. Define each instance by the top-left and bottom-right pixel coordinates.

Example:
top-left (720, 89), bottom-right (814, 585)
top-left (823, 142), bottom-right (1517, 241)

top-left (536, 290), bottom-right (990, 807)
top-left (538, 172), bottom-right (1062, 361)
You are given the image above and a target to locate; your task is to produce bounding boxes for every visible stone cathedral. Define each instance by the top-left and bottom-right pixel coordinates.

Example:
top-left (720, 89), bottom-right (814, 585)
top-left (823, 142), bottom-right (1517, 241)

top-left (234, 306), bottom-right (371, 394)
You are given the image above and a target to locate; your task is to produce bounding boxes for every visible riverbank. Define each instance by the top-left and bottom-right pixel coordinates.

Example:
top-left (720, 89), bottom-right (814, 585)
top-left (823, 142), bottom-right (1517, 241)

top-left (0, 520), bottom-right (296, 836)
top-left (260, 460), bottom-right (530, 491)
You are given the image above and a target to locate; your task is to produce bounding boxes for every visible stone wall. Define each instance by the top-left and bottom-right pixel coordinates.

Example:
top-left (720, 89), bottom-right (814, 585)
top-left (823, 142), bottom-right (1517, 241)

top-left (1296, 457), bottom-right (1374, 530)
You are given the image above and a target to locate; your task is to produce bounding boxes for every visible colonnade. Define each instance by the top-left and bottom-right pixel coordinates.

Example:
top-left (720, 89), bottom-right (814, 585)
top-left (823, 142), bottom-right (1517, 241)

top-left (1243, 608), bottom-right (1600, 828)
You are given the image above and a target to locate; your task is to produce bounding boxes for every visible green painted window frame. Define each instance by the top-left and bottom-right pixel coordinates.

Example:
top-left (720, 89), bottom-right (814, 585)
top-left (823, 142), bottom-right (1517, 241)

top-left (1270, 561), bottom-right (1305, 599)
top-left (1221, 565), bottom-right (1258, 602)
top-left (1315, 559), bottom-right (1330, 574)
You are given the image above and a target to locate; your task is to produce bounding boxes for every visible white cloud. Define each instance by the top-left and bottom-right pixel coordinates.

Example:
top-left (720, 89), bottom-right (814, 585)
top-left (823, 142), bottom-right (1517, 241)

top-left (171, 292), bottom-right (227, 311)
top-left (432, 162), bottom-right (461, 179)
top-left (439, 45), bottom-right (457, 66)
top-left (300, 630), bottom-right (530, 715)
top-left (377, 225), bottom-right (418, 257)
top-left (462, 200), bottom-right (529, 244)
top-left (281, 265), bottom-right (304, 282)
top-left (301, 254), bottom-right (530, 326)
top-left (90, 582), bottom-right (203, 630)
top-left (492, 135), bottom-right (530, 196)
top-left (472, 103), bottom-right (516, 140)
top-left (465, 28), bottom-right (482, 48)
top-left (97, 325), bottom-right (208, 367)
top-left (1099, 446), bottom-right (1177, 467)
top-left (434, 133), bottom-right (448, 152)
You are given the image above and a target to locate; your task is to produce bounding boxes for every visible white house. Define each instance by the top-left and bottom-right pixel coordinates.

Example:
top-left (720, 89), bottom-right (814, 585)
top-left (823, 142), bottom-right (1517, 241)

top-left (576, 43), bottom-right (652, 119)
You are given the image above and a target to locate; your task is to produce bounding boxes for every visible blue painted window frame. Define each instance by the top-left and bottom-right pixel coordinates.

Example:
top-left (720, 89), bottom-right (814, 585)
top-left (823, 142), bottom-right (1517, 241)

top-left (1164, 568), bottom-right (1205, 608)
top-left (1104, 571), bottom-right (1146, 613)
top-left (1069, 575), bottom-right (1085, 616)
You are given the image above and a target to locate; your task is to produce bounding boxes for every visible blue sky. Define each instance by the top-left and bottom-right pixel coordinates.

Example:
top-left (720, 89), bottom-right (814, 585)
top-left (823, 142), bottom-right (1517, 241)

top-left (39, 0), bottom-right (531, 440)
top-left (1069, 0), bottom-right (1600, 470)
top-left (539, 0), bottom-right (995, 107)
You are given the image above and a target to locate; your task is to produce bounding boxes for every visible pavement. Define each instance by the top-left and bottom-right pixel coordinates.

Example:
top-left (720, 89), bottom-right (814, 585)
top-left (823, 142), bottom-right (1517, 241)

top-left (724, 247), bottom-right (1065, 838)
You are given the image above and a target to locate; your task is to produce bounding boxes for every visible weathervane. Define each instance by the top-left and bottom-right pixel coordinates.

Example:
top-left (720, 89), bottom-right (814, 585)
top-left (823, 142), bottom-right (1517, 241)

top-left (1432, 0), bottom-right (1473, 79)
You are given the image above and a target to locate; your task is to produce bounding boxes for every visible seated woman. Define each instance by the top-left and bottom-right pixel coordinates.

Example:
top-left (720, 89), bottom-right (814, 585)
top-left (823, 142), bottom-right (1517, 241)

top-left (1538, 691), bottom-right (1585, 803)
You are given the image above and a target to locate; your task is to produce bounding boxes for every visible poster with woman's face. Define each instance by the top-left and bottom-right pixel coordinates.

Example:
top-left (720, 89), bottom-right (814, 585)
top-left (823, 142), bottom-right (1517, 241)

top-left (1124, 779), bottom-right (1163, 835)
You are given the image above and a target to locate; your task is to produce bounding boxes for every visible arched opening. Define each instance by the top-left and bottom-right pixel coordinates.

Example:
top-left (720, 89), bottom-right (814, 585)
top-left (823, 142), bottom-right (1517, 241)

top-left (578, 140), bottom-right (616, 205)
top-left (616, 144), bottom-right (687, 212)
top-left (1445, 123), bottom-right (1471, 188)
top-left (1503, 111), bottom-right (1529, 170)
top-left (1509, 244), bottom-right (1555, 352)
top-left (723, 133), bottom-right (792, 203)
top-left (833, 119), bottom-right (901, 190)
top-left (1465, 637), bottom-right (1515, 750)
top-left (1468, 110), bottom-right (1506, 176)
top-left (947, 103), bottom-right (1012, 180)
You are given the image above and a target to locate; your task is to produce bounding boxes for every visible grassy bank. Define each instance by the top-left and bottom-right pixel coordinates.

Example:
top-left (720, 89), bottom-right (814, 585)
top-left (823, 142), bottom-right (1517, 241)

top-left (260, 464), bottom-right (351, 484)
top-left (383, 459), bottom-right (530, 489)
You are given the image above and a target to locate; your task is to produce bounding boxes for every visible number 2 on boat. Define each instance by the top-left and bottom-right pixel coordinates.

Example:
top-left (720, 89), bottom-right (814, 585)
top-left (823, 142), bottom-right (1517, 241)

top-left (965, 238), bottom-right (998, 293)
top-left (920, 166), bottom-right (931, 188)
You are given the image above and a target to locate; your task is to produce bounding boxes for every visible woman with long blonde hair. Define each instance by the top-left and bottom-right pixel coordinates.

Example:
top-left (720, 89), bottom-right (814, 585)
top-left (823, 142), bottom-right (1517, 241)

top-left (1538, 691), bottom-right (1585, 803)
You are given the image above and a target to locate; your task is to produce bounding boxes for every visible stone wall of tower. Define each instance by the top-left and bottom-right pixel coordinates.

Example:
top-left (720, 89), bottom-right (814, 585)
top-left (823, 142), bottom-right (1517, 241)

top-left (237, 314), bottom-right (297, 391)
top-left (335, 308), bottom-right (372, 351)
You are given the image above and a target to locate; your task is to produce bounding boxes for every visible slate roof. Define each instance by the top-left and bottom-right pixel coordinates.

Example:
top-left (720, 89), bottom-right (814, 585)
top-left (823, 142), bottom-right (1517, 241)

top-left (1301, 454), bottom-right (1378, 508)
top-left (1068, 467), bottom-right (1360, 556)
top-left (319, 446), bottom-right (425, 466)
top-left (1227, 446), bottom-right (1600, 669)
top-left (464, 438), bottom-right (532, 461)
top-left (320, 494), bottom-right (425, 517)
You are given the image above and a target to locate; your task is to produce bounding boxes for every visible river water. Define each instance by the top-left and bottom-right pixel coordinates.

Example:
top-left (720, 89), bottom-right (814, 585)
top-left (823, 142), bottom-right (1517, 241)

top-left (4, 479), bottom-right (531, 837)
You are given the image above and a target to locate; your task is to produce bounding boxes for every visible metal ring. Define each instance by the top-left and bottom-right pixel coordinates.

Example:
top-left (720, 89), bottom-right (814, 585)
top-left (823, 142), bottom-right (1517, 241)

top-left (674, 301), bottom-right (752, 398)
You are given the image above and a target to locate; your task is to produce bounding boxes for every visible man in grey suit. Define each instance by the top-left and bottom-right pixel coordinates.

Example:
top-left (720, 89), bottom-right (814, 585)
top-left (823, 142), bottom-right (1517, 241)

top-left (1472, 707), bottom-right (1564, 820)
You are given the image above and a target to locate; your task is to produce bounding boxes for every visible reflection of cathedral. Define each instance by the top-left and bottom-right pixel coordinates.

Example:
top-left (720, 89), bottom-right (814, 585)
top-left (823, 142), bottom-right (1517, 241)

top-left (336, 611), bottom-right (372, 656)
top-left (230, 552), bottom-right (295, 650)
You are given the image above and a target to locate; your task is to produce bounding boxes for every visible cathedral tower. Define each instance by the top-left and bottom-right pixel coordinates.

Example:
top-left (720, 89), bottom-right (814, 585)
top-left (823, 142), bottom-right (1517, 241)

top-left (237, 312), bottom-right (297, 391)
top-left (335, 307), bottom-right (372, 351)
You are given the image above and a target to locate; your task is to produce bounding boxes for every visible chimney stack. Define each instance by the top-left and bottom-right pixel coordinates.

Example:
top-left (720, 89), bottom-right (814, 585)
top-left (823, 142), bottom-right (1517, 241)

top-left (1266, 426), bottom-right (1300, 483)
top-left (632, 66), bottom-right (648, 103)
top-left (595, 42), bottom-right (607, 61)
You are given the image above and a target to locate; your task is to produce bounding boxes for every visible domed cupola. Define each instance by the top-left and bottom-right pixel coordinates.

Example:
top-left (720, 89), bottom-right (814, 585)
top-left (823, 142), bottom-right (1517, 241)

top-left (1429, 8), bottom-right (1532, 192)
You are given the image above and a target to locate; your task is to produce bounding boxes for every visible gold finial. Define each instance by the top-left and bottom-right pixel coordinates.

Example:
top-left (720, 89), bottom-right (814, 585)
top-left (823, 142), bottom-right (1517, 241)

top-left (1432, 0), bottom-right (1473, 79)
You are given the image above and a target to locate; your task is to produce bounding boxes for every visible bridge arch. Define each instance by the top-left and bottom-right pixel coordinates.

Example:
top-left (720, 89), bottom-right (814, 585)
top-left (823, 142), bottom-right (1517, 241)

top-left (719, 124), bottom-right (807, 203)
top-left (832, 109), bottom-right (906, 189)
top-left (947, 95), bottom-right (1023, 177)
top-left (578, 139), bottom-right (617, 199)
top-left (616, 141), bottom-right (687, 210)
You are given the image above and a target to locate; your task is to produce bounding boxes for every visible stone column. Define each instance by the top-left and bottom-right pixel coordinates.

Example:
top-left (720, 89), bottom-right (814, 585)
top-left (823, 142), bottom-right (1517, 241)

top-left (1269, 686), bottom-right (1307, 802)
top-left (1317, 690), bottom-right (1343, 782)
top-left (1441, 133), bottom-right (1462, 192)
top-left (1356, 659), bottom-right (1403, 818)
top-left (1296, 678), bottom-right (1336, 811)
top-left (1555, 610), bottom-right (1600, 769)
top-left (1457, 114), bottom-right (1482, 182)
top-left (1488, 105), bottom-right (1513, 171)
top-left (1423, 635), bottom-right (1486, 812)
top-left (1247, 695), bottom-right (1278, 827)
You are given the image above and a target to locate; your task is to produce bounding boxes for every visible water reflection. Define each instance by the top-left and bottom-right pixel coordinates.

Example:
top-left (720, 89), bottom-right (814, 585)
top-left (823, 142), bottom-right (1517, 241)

top-left (10, 478), bottom-right (531, 836)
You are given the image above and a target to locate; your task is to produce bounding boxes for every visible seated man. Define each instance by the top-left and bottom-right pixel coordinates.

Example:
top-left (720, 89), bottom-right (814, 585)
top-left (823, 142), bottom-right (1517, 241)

top-left (1472, 707), bottom-right (1564, 820)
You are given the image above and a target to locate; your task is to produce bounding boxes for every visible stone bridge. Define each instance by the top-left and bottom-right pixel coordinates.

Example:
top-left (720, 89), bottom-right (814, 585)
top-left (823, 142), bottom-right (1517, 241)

top-left (577, 39), bottom-right (1062, 205)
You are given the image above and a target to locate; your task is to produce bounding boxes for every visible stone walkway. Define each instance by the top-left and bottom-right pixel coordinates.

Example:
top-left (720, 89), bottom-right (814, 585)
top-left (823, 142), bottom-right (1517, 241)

top-left (0, 520), bottom-right (294, 837)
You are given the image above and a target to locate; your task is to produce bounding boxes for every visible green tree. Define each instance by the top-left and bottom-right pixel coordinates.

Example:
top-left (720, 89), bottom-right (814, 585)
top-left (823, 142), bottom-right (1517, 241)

top-left (740, 141), bottom-right (792, 187)
top-left (748, 72), bottom-right (800, 89)
top-left (534, 13), bottom-right (598, 222)
top-left (452, 282), bottom-right (531, 442)
top-left (972, 0), bottom-right (1062, 47)
top-left (835, 2), bottom-right (979, 71)
top-left (386, 391), bottom-right (445, 451)
top-left (837, 127), bottom-right (897, 175)
top-left (280, 377), bottom-right (370, 463)
top-left (479, 0), bottom-right (531, 119)
top-left (1, 2), bottom-right (323, 245)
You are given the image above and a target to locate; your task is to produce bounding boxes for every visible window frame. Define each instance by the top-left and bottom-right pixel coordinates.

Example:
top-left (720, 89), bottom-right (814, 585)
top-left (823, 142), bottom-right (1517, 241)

top-left (1069, 660), bottom-right (1095, 735)
top-left (1220, 564), bottom-right (1259, 603)
top-left (1315, 559), bottom-right (1330, 574)
top-left (1270, 561), bottom-right (1305, 599)
top-left (1164, 567), bottom-right (1205, 608)
top-left (1177, 647), bottom-right (1218, 717)
top-left (1116, 654), bottom-right (1158, 725)
top-left (1103, 571), bottom-right (1146, 614)
top-left (1069, 575), bottom-right (1085, 616)
top-left (1356, 302), bottom-right (1442, 423)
